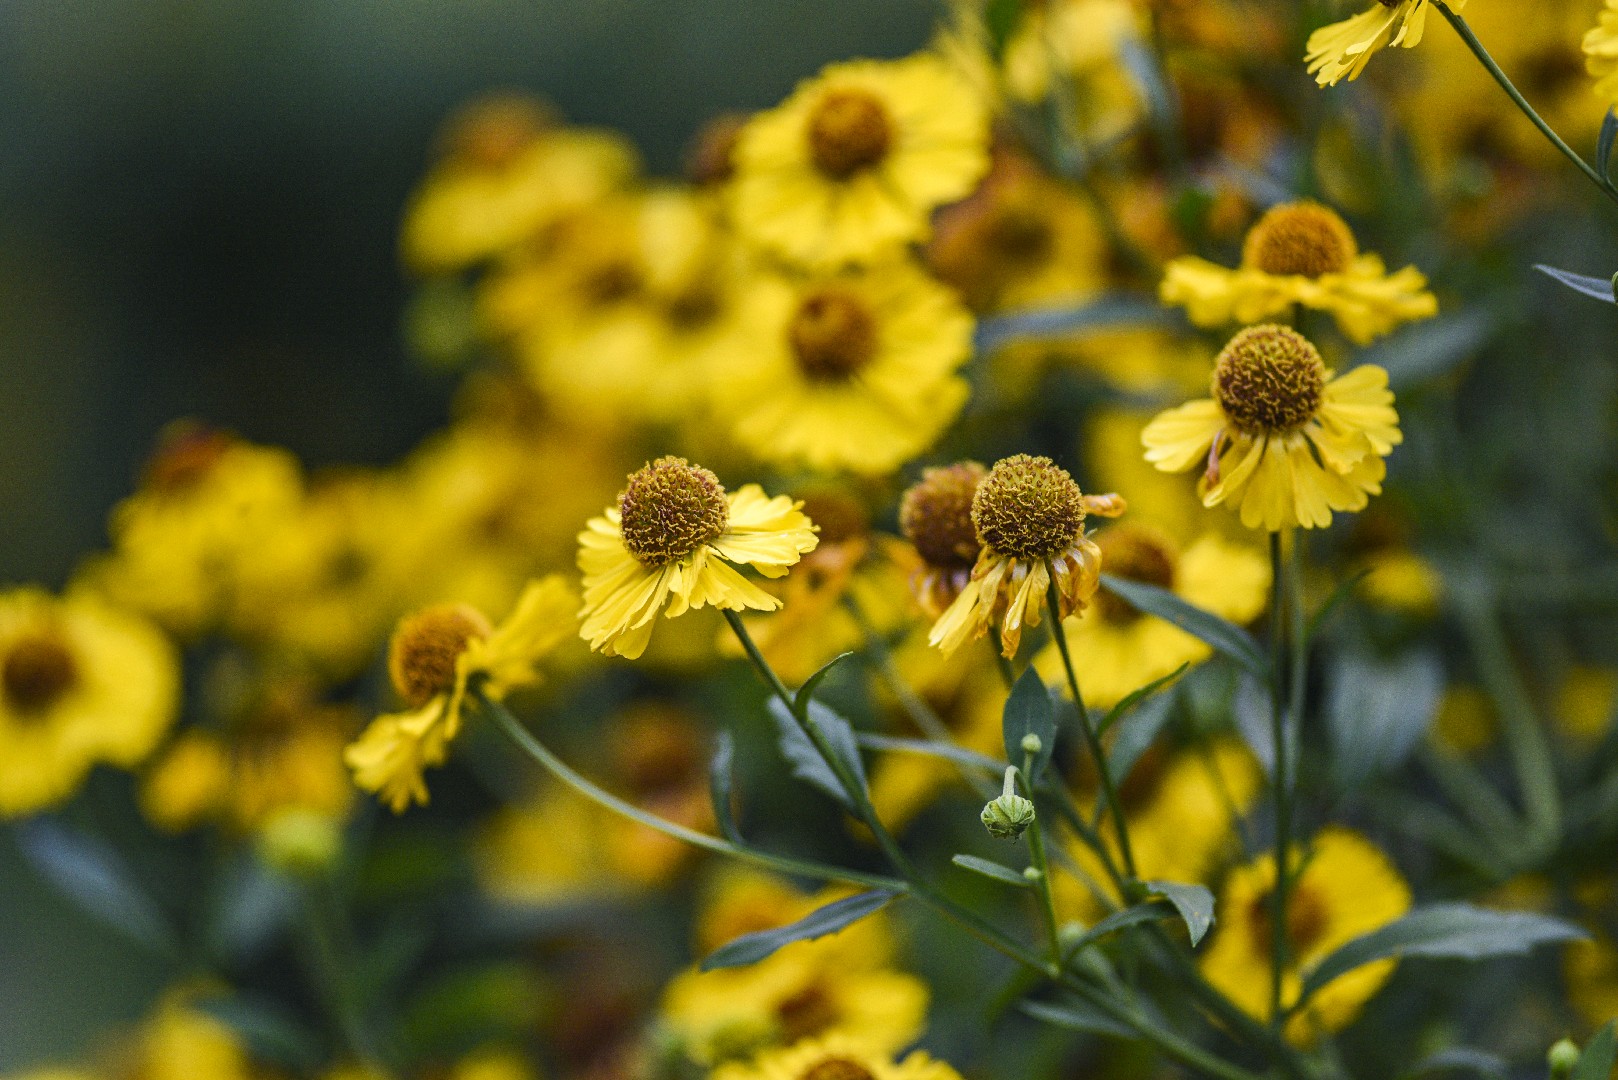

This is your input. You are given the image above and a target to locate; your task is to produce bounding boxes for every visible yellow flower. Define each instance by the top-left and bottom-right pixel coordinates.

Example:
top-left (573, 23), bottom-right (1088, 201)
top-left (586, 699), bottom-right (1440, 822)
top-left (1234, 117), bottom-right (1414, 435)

top-left (1001, 0), bottom-right (1146, 147)
top-left (577, 458), bottom-right (818, 660)
top-left (0, 588), bottom-right (178, 818)
top-left (929, 455), bottom-right (1124, 658)
top-left (1356, 547), bottom-right (1443, 616)
top-left (1430, 684), bottom-right (1497, 756)
top-left (478, 782), bottom-right (619, 906)
top-left (712, 259), bottom-right (974, 476)
top-left (1034, 523), bottom-right (1269, 709)
top-left (1201, 826), bottom-right (1412, 1043)
top-left (1566, 935), bottom-right (1618, 1031)
top-left (345, 576), bottom-right (578, 812)
top-left (136, 995), bottom-right (257, 1080)
top-left (1160, 202), bottom-right (1437, 345)
top-left (899, 462), bottom-right (987, 619)
top-left (729, 52), bottom-right (990, 269)
top-left (1142, 325), bottom-right (1402, 532)
top-left (1588, 1), bottom-right (1618, 105)
top-left (1305, 0), bottom-right (1463, 87)
top-left (1557, 666), bottom-right (1618, 744)
top-left (712, 1034), bottom-right (962, 1080)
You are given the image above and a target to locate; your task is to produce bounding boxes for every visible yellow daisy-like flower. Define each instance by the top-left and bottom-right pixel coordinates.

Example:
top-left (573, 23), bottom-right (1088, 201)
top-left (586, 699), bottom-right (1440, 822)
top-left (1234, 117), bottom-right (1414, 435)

top-left (929, 455), bottom-right (1124, 658)
top-left (712, 1034), bottom-right (962, 1080)
top-left (345, 576), bottom-right (578, 812)
top-left (899, 462), bottom-right (987, 619)
top-left (0, 588), bottom-right (178, 818)
top-left (1160, 202), bottom-right (1437, 346)
top-left (1142, 325), bottom-right (1402, 532)
top-left (1033, 523), bottom-right (1269, 709)
top-left (712, 259), bottom-right (974, 476)
top-left (1586, 1), bottom-right (1618, 105)
top-left (729, 52), bottom-right (990, 269)
top-left (578, 458), bottom-right (819, 660)
top-left (1305, 0), bottom-right (1463, 87)
top-left (1201, 826), bottom-right (1412, 1043)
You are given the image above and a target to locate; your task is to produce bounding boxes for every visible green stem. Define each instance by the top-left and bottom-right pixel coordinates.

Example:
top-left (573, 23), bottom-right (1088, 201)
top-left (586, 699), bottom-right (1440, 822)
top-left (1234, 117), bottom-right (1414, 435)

top-left (1045, 574), bottom-right (1138, 878)
top-left (1267, 531), bottom-right (1294, 1028)
top-left (1436, 1), bottom-right (1618, 205)
top-left (299, 882), bottom-right (389, 1073)
top-left (480, 695), bottom-right (906, 892)
top-left (1019, 760), bottom-right (1065, 969)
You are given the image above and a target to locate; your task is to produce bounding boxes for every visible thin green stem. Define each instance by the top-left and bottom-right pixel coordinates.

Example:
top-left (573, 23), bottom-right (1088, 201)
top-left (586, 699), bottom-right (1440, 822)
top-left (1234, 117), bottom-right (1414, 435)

top-left (1436, 1), bottom-right (1618, 206)
top-left (1267, 531), bottom-right (1293, 1028)
top-left (1019, 760), bottom-right (1064, 969)
top-left (1045, 574), bottom-right (1138, 878)
top-left (299, 882), bottom-right (389, 1074)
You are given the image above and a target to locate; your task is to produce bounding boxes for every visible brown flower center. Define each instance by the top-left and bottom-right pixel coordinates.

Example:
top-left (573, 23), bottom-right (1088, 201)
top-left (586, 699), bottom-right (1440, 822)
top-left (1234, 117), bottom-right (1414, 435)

top-left (618, 457), bottom-right (730, 567)
top-left (142, 423), bottom-right (234, 494)
top-left (806, 89), bottom-right (893, 179)
top-left (1241, 202), bottom-right (1357, 279)
top-left (387, 603), bottom-right (492, 708)
top-left (1247, 881), bottom-right (1330, 958)
top-left (685, 112), bottom-right (748, 186)
top-left (1094, 526), bottom-right (1178, 623)
top-left (986, 204), bottom-right (1056, 267)
top-left (901, 462), bottom-right (986, 570)
top-left (972, 455), bottom-right (1087, 562)
top-left (442, 95), bottom-right (551, 170)
top-left (2, 630), bottom-right (79, 716)
top-left (776, 981), bottom-right (842, 1044)
top-left (789, 290), bottom-right (878, 381)
top-left (800, 1059), bottom-right (877, 1080)
top-left (1212, 325), bottom-right (1326, 434)
top-left (795, 488), bottom-right (869, 546)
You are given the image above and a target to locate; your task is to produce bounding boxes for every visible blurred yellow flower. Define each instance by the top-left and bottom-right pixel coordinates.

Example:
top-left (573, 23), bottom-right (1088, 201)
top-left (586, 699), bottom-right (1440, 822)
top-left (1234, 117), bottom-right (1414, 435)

top-left (712, 1034), bottom-right (962, 1080)
top-left (729, 52), bottom-right (990, 269)
top-left (1430, 684), bottom-right (1498, 756)
top-left (346, 576), bottom-right (578, 812)
top-left (1002, 0), bottom-right (1145, 146)
top-left (1142, 325), bottom-right (1401, 531)
top-left (1557, 666), bottom-right (1618, 744)
top-left (577, 458), bottom-right (818, 659)
top-left (0, 588), bottom-right (178, 818)
top-left (1587, 1), bottom-right (1618, 105)
top-left (1306, 0), bottom-right (1462, 87)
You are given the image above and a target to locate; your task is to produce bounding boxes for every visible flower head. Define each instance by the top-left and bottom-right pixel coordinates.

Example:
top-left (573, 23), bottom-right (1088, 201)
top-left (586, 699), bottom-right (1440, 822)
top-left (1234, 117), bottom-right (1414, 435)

top-left (1142, 326), bottom-right (1402, 532)
top-left (345, 576), bottom-right (577, 812)
top-left (578, 459), bottom-right (819, 659)
top-left (1586, 0), bottom-right (1618, 105)
top-left (900, 462), bottom-right (986, 617)
top-left (1160, 201), bottom-right (1436, 345)
top-left (928, 456), bottom-right (1123, 658)
top-left (711, 1034), bottom-right (961, 1080)
top-left (1305, 0), bottom-right (1461, 87)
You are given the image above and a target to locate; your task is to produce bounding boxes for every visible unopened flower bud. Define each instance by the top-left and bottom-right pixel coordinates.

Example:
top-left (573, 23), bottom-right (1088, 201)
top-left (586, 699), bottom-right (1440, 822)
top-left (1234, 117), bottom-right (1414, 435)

top-left (1548, 1039), bottom-right (1580, 1080)
top-left (981, 766), bottom-right (1035, 841)
top-left (1020, 733), bottom-right (1043, 756)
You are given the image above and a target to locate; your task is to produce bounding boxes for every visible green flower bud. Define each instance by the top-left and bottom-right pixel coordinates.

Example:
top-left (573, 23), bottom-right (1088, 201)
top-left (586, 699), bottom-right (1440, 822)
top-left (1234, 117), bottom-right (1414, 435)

top-left (1548, 1039), bottom-right (1580, 1080)
top-left (1020, 733), bottom-right (1043, 756)
top-left (982, 766), bottom-right (1036, 840)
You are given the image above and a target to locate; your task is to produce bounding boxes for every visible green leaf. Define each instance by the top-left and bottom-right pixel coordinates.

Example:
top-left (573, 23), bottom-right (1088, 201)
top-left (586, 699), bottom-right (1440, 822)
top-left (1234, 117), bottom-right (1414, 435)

top-left (1398, 1047), bottom-right (1510, 1080)
top-left (1106, 685), bottom-right (1177, 785)
top-left (1096, 663), bottom-right (1188, 740)
top-left (709, 730), bottom-right (743, 844)
top-left (767, 698), bottom-right (867, 811)
top-left (1003, 666), bottom-right (1057, 779)
top-left (206, 854), bottom-right (299, 963)
top-left (1326, 647), bottom-right (1443, 790)
top-left (1599, 107), bottom-right (1618, 185)
top-left (983, 0), bottom-right (1023, 57)
top-left (974, 294), bottom-right (1173, 355)
top-left (1020, 998), bottom-right (1136, 1039)
top-left (1062, 900), bottom-right (1176, 958)
top-left (1575, 1022), bottom-right (1618, 1080)
top-left (15, 818), bottom-right (178, 956)
top-left (855, 733), bottom-right (1002, 775)
top-left (1299, 903), bottom-right (1587, 1004)
top-left (794, 650), bottom-right (855, 714)
top-left (952, 853), bottom-right (1033, 888)
top-left (1358, 310), bottom-right (1494, 390)
top-left (700, 889), bottom-right (899, 971)
top-left (1534, 264), bottom-right (1618, 305)
top-left (1143, 880), bottom-right (1215, 946)
top-left (1099, 574), bottom-right (1268, 678)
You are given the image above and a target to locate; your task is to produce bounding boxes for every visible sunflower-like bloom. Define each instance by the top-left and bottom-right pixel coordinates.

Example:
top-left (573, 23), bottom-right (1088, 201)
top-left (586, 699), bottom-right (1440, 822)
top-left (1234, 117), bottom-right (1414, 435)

top-left (729, 52), bottom-right (990, 269)
top-left (0, 588), bottom-right (179, 818)
top-left (928, 455), bottom-right (1124, 658)
top-left (1160, 202), bottom-right (1436, 345)
top-left (1586, 1), bottom-right (1618, 105)
top-left (712, 259), bottom-right (974, 476)
top-left (578, 458), bottom-right (819, 660)
top-left (1305, 0), bottom-right (1461, 87)
top-left (1142, 325), bottom-right (1401, 532)
top-left (711, 1033), bottom-right (961, 1080)
top-left (345, 576), bottom-right (577, 812)
top-left (1201, 827), bottom-right (1412, 1043)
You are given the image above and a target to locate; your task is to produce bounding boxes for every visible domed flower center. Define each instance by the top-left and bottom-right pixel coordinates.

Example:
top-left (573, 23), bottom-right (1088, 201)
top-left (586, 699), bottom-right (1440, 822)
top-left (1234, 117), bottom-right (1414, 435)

top-left (1212, 325), bottom-right (1327, 434)
top-left (799, 1057), bottom-right (875, 1080)
top-left (142, 424), bottom-right (234, 494)
top-left (987, 204), bottom-right (1056, 266)
top-left (2, 630), bottom-right (79, 716)
top-left (972, 455), bottom-right (1087, 562)
top-left (901, 461), bottom-right (986, 570)
top-left (1241, 202), bottom-right (1358, 279)
top-left (1246, 881), bottom-right (1330, 957)
top-left (776, 981), bottom-right (842, 1044)
top-left (796, 488), bottom-right (869, 546)
top-left (789, 290), bottom-right (879, 381)
top-left (618, 457), bottom-right (730, 567)
top-left (685, 112), bottom-right (747, 186)
top-left (1094, 525), bottom-right (1178, 624)
top-left (388, 603), bottom-right (493, 708)
top-left (806, 89), bottom-right (893, 179)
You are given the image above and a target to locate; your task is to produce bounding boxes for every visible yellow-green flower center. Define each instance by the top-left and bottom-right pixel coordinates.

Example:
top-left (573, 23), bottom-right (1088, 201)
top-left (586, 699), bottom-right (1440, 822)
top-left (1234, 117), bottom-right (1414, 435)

top-left (799, 1057), bottom-right (876, 1080)
top-left (1094, 525), bottom-right (1178, 624)
top-left (1241, 201), bottom-right (1357, 279)
top-left (1212, 325), bottom-right (1327, 434)
top-left (2, 630), bottom-right (79, 716)
top-left (789, 290), bottom-right (879, 381)
top-left (901, 461), bottom-right (986, 570)
top-left (388, 603), bottom-right (492, 708)
top-left (618, 457), bottom-right (730, 567)
top-left (972, 454), bottom-right (1087, 562)
top-left (807, 89), bottom-right (893, 179)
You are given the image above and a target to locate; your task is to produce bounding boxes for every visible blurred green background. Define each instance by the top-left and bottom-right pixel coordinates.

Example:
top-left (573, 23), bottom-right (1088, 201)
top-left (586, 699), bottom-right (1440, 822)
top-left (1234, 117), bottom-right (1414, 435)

top-left (0, 1), bottom-right (934, 1065)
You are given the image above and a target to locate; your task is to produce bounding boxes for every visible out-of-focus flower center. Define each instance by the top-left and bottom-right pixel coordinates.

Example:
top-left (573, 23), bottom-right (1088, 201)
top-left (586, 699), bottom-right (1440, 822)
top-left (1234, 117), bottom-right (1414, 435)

top-left (799, 1055), bottom-right (875, 1080)
top-left (1241, 201), bottom-right (1357, 279)
top-left (1094, 525), bottom-right (1178, 623)
top-left (441, 95), bottom-right (551, 170)
top-left (388, 603), bottom-right (492, 708)
top-left (685, 112), bottom-right (747, 186)
top-left (789, 290), bottom-right (879, 381)
top-left (807, 89), bottom-right (893, 179)
top-left (1247, 880), bottom-right (1330, 957)
top-left (618, 457), bottom-right (730, 567)
top-left (972, 454), bottom-right (1087, 562)
top-left (901, 461), bottom-right (986, 569)
top-left (142, 423), bottom-right (234, 494)
top-left (1212, 325), bottom-right (1326, 434)
top-left (795, 488), bottom-right (869, 546)
top-left (2, 629), bottom-right (79, 717)
top-left (986, 203), bottom-right (1056, 267)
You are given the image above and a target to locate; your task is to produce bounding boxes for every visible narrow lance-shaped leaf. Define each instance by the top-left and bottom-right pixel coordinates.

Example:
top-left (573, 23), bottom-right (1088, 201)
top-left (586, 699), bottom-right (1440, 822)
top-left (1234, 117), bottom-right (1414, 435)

top-left (766, 698), bottom-right (867, 811)
top-left (708, 730), bottom-right (743, 844)
top-left (700, 889), bottom-right (900, 971)
top-left (1106, 685), bottom-right (1177, 786)
top-left (1534, 264), bottom-right (1618, 305)
top-left (952, 853), bottom-right (1033, 889)
top-left (1062, 900), bottom-right (1178, 959)
top-left (1020, 998), bottom-right (1137, 1040)
top-left (793, 651), bottom-right (855, 714)
top-left (1003, 666), bottom-right (1056, 779)
top-left (15, 818), bottom-right (179, 956)
top-left (1599, 107), bottom-right (1618, 185)
top-left (1096, 663), bottom-right (1187, 740)
top-left (1100, 574), bottom-right (1268, 678)
top-left (1143, 880), bottom-right (1215, 947)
